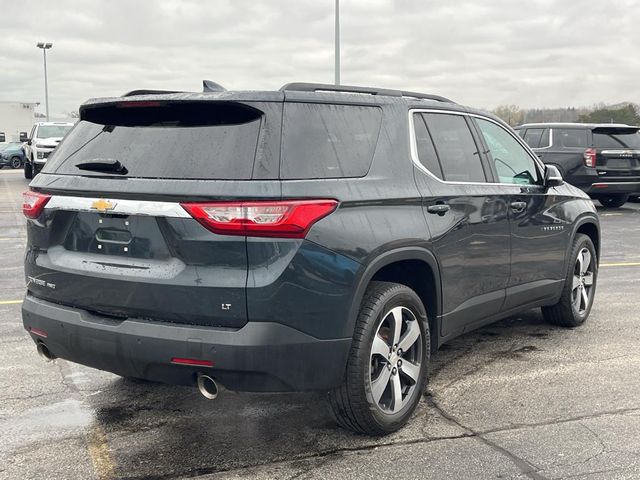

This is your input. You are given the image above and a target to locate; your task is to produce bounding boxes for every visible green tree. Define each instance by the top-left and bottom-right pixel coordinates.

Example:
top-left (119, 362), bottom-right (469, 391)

top-left (578, 104), bottom-right (640, 125)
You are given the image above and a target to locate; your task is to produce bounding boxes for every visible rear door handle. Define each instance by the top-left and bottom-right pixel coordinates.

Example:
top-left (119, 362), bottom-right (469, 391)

top-left (427, 204), bottom-right (450, 215)
top-left (510, 201), bottom-right (527, 212)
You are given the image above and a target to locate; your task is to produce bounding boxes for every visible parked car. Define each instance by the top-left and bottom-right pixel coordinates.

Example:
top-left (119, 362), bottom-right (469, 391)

top-left (23, 121), bottom-right (74, 179)
top-left (22, 82), bottom-right (600, 435)
top-left (0, 142), bottom-right (25, 169)
top-left (516, 123), bottom-right (640, 208)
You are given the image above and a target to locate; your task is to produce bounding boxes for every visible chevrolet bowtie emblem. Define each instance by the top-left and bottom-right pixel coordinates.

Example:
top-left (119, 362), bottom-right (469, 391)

top-left (91, 199), bottom-right (116, 212)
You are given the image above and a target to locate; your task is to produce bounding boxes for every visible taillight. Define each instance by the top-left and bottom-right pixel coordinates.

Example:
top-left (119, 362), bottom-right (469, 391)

top-left (584, 148), bottom-right (597, 167)
top-left (181, 200), bottom-right (339, 238)
top-left (22, 191), bottom-right (51, 219)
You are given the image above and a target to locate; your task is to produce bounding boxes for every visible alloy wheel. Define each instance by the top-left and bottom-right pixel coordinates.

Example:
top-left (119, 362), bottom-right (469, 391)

top-left (572, 248), bottom-right (594, 315)
top-left (369, 306), bottom-right (423, 414)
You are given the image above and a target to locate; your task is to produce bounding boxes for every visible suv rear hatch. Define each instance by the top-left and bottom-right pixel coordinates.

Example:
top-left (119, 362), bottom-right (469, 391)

top-left (593, 126), bottom-right (640, 179)
top-left (25, 98), bottom-right (281, 329)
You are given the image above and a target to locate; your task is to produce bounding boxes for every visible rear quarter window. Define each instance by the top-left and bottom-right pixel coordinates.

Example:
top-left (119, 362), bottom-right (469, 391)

top-left (281, 103), bottom-right (382, 179)
top-left (553, 129), bottom-right (589, 148)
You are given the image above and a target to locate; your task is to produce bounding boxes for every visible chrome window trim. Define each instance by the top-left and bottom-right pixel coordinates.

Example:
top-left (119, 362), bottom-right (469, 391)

top-left (528, 127), bottom-right (553, 150)
top-left (408, 109), bottom-right (546, 187)
top-left (44, 195), bottom-right (191, 218)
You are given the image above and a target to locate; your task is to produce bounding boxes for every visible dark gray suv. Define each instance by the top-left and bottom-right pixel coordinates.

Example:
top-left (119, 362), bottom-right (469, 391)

top-left (516, 122), bottom-right (640, 208)
top-left (22, 82), bottom-right (600, 435)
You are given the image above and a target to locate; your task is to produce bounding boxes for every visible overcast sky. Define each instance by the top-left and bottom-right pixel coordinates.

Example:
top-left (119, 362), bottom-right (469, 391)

top-left (1, 0), bottom-right (639, 117)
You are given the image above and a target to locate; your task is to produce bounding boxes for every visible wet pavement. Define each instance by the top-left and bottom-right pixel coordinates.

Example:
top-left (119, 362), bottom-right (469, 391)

top-left (1, 167), bottom-right (639, 479)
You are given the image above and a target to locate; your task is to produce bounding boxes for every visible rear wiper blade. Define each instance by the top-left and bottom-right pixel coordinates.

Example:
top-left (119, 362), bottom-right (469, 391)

top-left (75, 158), bottom-right (128, 175)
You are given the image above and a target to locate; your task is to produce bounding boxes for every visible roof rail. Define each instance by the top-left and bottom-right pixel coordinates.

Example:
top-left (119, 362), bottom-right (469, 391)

top-left (122, 89), bottom-right (182, 97)
top-left (280, 82), bottom-right (455, 103)
top-left (203, 80), bottom-right (226, 92)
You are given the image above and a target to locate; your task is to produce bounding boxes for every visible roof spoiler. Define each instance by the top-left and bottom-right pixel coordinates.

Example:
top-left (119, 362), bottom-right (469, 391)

top-left (122, 89), bottom-right (182, 97)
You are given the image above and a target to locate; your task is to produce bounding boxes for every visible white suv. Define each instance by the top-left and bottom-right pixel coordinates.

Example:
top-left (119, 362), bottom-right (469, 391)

top-left (23, 122), bottom-right (74, 179)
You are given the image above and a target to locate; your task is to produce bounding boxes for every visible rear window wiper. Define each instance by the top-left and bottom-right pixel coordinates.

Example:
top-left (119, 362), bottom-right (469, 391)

top-left (75, 158), bottom-right (128, 175)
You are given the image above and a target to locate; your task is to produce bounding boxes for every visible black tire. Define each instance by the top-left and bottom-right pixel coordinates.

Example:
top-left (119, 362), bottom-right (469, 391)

top-left (24, 162), bottom-right (33, 179)
top-left (542, 234), bottom-right (597, 327)
top-left (328, 281), bottom-right (430, 435)
top-left (597, 194), bottom-right (628, 209)
top-left (10, 156), bottom-right (22, 169)
top-left (629, 195), bottom-right (640, 203)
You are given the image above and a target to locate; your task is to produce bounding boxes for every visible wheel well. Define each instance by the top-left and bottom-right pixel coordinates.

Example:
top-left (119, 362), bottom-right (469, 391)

top-left (370, 259), bottom-right (439, 350)
top-left (576, 222), bottom-right (600, 257)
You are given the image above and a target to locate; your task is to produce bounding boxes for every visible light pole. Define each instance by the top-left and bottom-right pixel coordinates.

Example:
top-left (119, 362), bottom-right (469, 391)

top-left (334, 0), bottom-right (340, 85)
top-left (36, 42), bottom-right (52, 121)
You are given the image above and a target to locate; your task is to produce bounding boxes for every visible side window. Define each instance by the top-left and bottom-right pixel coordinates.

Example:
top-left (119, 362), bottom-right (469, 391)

top-left (412, 113), bottom-right (443, 179)
top-left (422, 113), bottom-right (486, 183)
top-left (553, 129), bottom-right (588, 148)
top-left (523, 128), bottom-right (544, 148)
top-left (475, 118), bottom-right (541, 185)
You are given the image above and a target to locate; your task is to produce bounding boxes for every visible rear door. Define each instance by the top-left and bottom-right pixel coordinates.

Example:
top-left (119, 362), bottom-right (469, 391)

top-left (411, 111), bottom-right (511, 337)
top-left (472, 117), bottom-right (568, 310)
top-left (592, 126), bottom-right (640, 182)
top-left (26, 99), bottom-right (283, 329)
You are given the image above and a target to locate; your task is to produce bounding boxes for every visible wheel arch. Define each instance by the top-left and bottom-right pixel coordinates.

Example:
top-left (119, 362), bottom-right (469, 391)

top-left (348, 248), bottom-right (442, 352)
top-left (573, 217), bottom-right (600, 259)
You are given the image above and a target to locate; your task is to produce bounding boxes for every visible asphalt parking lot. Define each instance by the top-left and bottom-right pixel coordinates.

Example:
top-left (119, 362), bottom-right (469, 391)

top-left (1, 168), bottom-right (639, 480)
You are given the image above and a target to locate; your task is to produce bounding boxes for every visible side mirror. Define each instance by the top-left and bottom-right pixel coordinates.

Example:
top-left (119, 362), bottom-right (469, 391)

top-left (19, 132), bottom-right (28, 142)
top-left (544, 165), bottom-right (564, 188)
top-left (27, 139), bottom-right (32, 146)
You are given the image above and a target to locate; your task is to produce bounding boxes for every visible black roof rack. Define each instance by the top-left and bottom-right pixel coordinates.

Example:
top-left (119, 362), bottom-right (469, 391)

top-left (280, 82), bottom-right (455, 103)
top-left (122, 89), bottom-right (182, 97)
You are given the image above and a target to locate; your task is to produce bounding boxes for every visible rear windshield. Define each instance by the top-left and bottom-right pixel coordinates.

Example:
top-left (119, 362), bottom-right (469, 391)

top-left (44, 102), bottom-right (262, 179)
top-left (593, 129), bottom-right (640, 149)
top-left (281, 103), bottom-right (382, 179)
top-left (36, 125), bottom-right (72, 138)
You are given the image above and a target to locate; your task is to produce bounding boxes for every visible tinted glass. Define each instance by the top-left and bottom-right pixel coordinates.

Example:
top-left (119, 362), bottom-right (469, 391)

top-left (36, 125), bottom-right (72, 138)
top-left (523, 128), bottom-right (544, 148)
top-left (539, 128), bottom-right (550, 147)
top-left (281, 103), bottom-right (382, 179)
top-left (413, 113), bottom-right (443, 179)
top-left (423, 113), bottom-right (485, 182)
top-left (46, 103), bottom-right (262, 179)
top-left (476, 118), bottom-right (541, 185)
top-left (553, 128), bottom-right (588, 148)
top-left (593, 130), bottom-right (640, 149)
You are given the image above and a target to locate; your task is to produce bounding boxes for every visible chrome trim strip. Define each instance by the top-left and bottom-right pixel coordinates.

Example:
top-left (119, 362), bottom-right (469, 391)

top-left (44, 196), bottom-right (191, 218)
top-left (600, 150), bottom-right (640, 155)
top-left (408, 109), bottom-right (546, 187)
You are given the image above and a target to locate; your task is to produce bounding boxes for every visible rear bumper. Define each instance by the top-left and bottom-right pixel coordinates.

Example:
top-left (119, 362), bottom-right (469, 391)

top-left (586, 181), bottom-right (640, 195)
top-left (22, 294), bottom-right (351, 392)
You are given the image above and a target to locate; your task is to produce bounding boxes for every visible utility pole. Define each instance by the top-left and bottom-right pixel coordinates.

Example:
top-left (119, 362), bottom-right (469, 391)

top-left (36, 42), bottom-right (53, 121)
top-left (335, 0), bottom-right (340, 85)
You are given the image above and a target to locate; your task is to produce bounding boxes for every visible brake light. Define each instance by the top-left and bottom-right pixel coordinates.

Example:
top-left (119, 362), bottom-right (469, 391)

top-left (116, 101), bottom-right (162, 108)
top-left (584, 148), bottom-right (597, 167)
top-left (22, 191), bottom-right (51, 219)
top-left (181, 200), bottom-right (339, 238)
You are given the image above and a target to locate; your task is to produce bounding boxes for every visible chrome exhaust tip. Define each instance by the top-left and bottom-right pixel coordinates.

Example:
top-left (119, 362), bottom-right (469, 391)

top-left (36, 342), bottom-right (56, 362)
top-left (196, 373), bottom-right (218, 400)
